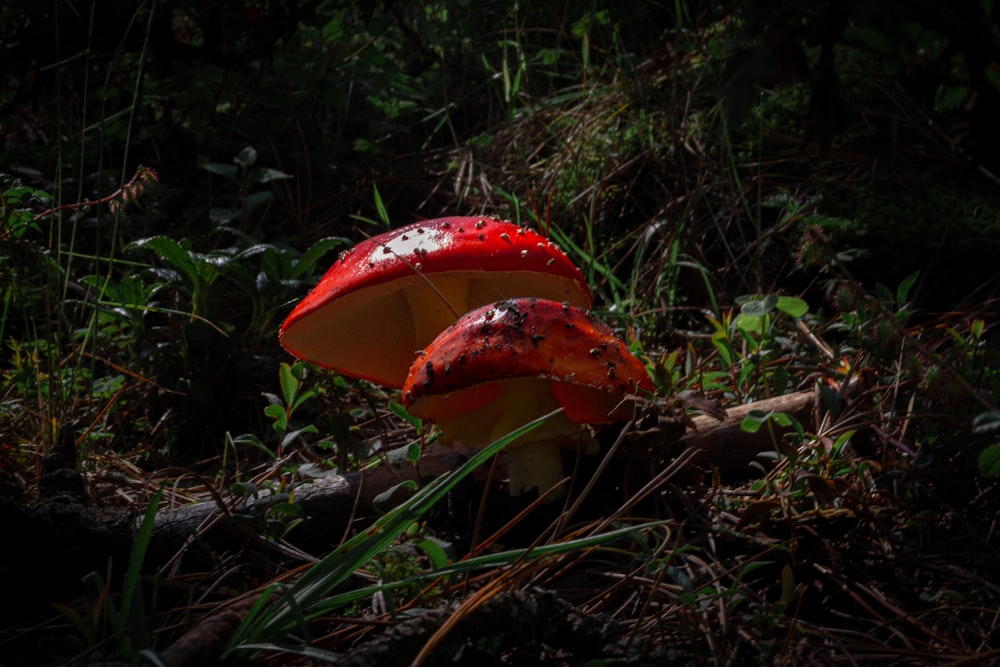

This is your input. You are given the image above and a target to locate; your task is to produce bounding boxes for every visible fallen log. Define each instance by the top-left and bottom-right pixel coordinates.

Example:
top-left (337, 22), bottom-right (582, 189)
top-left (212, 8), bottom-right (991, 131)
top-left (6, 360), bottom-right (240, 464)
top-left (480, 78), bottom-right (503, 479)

top-left (151, 387), bottom-right (839, 560)
top-left (0, 386), bottom-right (841, 631)
top-left (149, 450), bottom-right (486, 565)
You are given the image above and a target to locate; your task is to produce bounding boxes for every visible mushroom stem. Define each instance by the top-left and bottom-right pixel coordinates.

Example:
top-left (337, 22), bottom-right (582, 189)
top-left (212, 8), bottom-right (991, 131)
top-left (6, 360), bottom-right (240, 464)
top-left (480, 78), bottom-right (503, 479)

top-left (404, 277), bottom-right (469, 349)
top-left (506, 439), bottom-right (565, 498)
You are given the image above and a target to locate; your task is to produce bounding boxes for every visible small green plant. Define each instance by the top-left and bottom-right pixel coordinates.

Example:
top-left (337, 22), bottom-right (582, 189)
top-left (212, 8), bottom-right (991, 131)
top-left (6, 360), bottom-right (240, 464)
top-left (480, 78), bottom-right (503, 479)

top-left (201, 146), bottom-right (293, 230)
top-left (53, 490), bottom-right (164, 663)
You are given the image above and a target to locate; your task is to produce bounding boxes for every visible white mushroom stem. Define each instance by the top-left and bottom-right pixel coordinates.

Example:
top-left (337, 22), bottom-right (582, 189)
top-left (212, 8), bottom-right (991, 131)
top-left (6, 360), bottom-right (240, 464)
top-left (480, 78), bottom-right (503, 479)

top-left (404, 277), bottom-right (470, 348)
top-left (431, 377), bottom-right (589, 499)
top-left (506, 439), bottom-right (566, 498)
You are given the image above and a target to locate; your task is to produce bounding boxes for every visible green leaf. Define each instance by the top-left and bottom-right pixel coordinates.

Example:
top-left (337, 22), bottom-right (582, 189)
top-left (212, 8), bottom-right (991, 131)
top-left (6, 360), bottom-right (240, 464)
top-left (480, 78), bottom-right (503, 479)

top-left (373, 480), bottom-right (419, 513)
top-left (235, 146), bottom-right (258, 169)
top-left (973, 412), bottom-right (1000, 435)
top-left (278, 362), bottom-right (299, 408)
top-left (226, 409), bottom-right (564, 652)
top-left (971, 319), bottom-right (985, 340)
top-left (416, 536), bottom-right (453, 569)
top-left (741, 410), bottom-right (768, 434)
top-left (737, 313), bottom-right (766, 336)
top-left (269, 502), bottom-right (305, 518)
top-left (130, 236), bottom-right (198, 286)
top-left (775, 296), bottom-right (808, 318)
top-left (406, 442), bottom-right (422, 466)
top-left (264, 404), bottom-right (288, 432)
top-left (232, 482), bottom-right (259, 498)
top-left (771, 412), bottom-right (794, 427)
top-left (243, 190), bottom-right (274, 213)
top-left (388, 401), bottom-right (421, 429)
top-left (740, 299), bottom-right (769, 317)
top-left (977, 443), bottom-right (1000, 478)
top-left (372, 182), bottom-right (390, 228)
top-left (209, 207), bottom-right (240, 225)
top-left (200, 162), bottom-right (239, 179)
top-left (711, 331), bottom-right (732, 367)
top-left (897, 271), bottom-right (920, 303)
top-left (292, 237), bottom-right (348, 279)
top-left (281, 425), bottom-right (319, 450)
top-left (253, 167), bottom-right (293, 183)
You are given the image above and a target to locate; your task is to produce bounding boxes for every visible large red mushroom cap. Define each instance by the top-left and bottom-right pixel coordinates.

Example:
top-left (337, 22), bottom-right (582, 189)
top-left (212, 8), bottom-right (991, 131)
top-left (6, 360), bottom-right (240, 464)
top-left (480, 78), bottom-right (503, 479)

top-left (279, 217), bottom-right (592, 388)
top-left (401, 297), bottom-right (652, 497)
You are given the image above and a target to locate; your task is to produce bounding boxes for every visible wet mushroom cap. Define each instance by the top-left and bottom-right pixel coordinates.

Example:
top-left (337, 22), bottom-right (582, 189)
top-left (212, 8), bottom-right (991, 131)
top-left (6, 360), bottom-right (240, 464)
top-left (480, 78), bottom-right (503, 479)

top-left (278, 217), bottom-right (593, 388)
top-left (402, 297), bottom-right (653, 427)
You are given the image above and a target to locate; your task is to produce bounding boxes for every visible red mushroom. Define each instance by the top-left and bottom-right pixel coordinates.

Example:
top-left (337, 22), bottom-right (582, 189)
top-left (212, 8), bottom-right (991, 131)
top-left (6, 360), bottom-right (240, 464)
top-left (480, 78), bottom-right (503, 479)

top-left (279, 217), bottom-right (592, 388)
top-left (401, 297), bottom-right (652, 498)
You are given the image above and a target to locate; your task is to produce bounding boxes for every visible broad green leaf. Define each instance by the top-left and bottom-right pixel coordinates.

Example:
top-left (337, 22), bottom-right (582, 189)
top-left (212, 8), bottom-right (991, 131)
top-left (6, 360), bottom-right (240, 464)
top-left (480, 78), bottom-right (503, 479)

top-left (264, 404), bottom-right (288, 431)
top-left (235, 146), bottom-right (258, 168)
top-left (130, 236), bottom-right (198, 286)
top-left (740, 299), bottom-right (769, 316)
top-left (977, 443), bottom-right (1000, 478)
top-left (775, 296), bottom-right (808, 318)
top-left (201, 162), bottom-right (239, 179)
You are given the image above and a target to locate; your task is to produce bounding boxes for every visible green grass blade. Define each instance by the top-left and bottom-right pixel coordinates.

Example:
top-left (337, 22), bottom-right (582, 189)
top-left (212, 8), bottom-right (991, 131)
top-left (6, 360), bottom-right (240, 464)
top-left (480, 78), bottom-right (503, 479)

top-left (226, 408), bottom-right (562, 652)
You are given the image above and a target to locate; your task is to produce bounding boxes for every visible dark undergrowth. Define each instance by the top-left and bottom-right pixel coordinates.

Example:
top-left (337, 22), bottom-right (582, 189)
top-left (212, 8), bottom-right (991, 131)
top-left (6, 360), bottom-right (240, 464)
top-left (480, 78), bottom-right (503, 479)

top-left (1, 1), bottom-right (998, 665)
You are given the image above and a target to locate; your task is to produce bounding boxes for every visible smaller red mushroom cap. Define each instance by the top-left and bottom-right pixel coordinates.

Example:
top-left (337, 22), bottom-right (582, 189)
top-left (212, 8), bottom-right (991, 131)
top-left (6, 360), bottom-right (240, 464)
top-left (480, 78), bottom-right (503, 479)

top-left (278, 217), bottom-right (592, 388)
top-left (402, 297), bottom-right (653, 427)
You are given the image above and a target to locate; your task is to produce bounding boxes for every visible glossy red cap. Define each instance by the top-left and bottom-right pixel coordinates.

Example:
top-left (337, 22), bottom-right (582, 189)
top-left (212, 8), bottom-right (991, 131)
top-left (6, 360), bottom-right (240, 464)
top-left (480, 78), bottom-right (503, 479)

top-left (279, 217), bottom-right (592, 387)
top-left (402, 297), bottom-right (652, 425)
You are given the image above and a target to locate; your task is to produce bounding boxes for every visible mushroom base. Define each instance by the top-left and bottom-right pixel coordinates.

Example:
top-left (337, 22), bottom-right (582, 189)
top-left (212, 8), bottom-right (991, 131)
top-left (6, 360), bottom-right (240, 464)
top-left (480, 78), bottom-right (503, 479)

top-left (422, 377), bottom-right (592, 499)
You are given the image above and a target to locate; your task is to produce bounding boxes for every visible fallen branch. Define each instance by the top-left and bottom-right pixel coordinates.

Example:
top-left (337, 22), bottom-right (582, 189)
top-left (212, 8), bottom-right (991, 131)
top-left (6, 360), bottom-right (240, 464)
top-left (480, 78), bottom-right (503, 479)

top-left (671, 389), bottom-right (818, 476)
